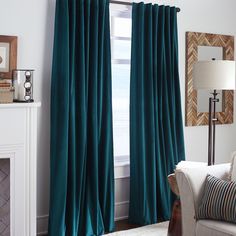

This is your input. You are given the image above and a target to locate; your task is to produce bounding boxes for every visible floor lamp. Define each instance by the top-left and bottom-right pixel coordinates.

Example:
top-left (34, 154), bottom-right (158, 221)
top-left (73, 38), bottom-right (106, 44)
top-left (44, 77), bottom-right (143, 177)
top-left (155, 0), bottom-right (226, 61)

top-left (193, 60), bottom-right (235, 166)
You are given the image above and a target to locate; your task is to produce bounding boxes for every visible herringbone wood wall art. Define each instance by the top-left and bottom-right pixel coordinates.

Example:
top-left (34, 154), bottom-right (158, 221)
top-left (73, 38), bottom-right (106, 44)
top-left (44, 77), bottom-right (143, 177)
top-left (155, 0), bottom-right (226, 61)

top-left (186, 32), bottom-right (234, 126)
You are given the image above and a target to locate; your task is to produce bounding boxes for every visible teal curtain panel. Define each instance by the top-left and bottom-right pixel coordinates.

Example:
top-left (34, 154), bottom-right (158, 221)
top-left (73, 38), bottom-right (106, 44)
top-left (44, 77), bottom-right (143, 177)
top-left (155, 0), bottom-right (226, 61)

top-left (129, 3), bottom-right (185, 225)
top-left (48, 0), bottom-right (114, 235)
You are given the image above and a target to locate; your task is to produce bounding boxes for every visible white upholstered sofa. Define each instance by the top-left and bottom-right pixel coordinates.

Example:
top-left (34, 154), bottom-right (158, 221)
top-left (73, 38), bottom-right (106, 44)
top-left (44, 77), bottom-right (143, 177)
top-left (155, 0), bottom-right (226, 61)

top-left (175, 163), bottom-right (236, 236)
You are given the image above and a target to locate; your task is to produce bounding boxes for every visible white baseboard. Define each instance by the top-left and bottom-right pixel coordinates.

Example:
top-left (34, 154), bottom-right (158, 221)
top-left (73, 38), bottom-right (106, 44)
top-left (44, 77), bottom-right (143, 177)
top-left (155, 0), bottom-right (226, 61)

top-left (37, 232), bottom-right (48, 236)
top-left (115, 201), bottom-right (129, 221)
top-left (115, 215), bottom-right (129, 221)
top-left (37, 215), bottom-right (48, 235)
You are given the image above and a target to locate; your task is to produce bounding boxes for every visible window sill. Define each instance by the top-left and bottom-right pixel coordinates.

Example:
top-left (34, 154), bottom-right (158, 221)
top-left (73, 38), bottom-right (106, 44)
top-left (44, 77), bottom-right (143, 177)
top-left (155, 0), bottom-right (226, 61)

top-left (114, 156), bottom-right (130, 179)
top-left (114, 155), bottom-right (130, 167)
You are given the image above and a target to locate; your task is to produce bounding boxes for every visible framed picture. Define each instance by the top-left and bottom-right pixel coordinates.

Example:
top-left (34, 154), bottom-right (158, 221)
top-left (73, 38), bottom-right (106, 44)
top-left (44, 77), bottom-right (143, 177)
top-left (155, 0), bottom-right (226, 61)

top-left (0, 36), bottom-right (17, 79)
top-left (185, 32), bottom-right (234, 126)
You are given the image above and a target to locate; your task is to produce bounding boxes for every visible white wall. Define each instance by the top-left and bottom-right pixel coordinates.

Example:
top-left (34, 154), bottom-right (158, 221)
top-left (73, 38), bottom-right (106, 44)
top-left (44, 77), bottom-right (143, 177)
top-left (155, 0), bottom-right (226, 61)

top-left (1, 0), bottom-right (236, 234)
top-left (176, 0), bottom-right (236, 164)
top-left (0, 0), bottom-right (56, 233)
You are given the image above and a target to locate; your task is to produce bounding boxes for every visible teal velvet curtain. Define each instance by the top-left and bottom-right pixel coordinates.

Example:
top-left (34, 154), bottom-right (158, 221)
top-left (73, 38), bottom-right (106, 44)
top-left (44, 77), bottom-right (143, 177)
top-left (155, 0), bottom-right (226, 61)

top-left (48, 0), bottom-right (114, 235)
top-left (129, 3), bottom-right (185, 225)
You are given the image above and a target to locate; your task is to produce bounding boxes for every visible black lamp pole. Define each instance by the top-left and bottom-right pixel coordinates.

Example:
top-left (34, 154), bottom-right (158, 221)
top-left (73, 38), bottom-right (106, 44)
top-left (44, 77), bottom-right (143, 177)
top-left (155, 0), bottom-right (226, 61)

top-left (208, 90), bottom-right (219, 166)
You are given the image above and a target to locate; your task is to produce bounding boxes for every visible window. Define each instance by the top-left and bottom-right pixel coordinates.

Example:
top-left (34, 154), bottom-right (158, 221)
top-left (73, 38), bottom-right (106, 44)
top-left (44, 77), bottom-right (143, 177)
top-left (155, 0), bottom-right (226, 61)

top-left (110, 4), bottom-right (132, 164)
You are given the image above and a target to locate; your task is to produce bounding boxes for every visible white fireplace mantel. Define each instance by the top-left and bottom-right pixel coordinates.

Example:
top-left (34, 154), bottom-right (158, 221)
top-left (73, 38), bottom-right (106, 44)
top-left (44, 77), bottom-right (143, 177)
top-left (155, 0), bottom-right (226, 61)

top-left (0, 102), bottom-right (41, 236)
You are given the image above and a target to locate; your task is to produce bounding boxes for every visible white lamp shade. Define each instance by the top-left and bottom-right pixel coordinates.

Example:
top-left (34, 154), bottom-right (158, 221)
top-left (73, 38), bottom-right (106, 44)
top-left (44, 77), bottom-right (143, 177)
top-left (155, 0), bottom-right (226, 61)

top-left (193, 60), bottom-right (236, 90)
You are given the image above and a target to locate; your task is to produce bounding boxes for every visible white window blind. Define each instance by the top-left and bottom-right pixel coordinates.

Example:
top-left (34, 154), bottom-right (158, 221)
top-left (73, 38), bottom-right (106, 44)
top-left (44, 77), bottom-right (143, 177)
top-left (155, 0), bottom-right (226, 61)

top-left (110, 4), bottom-right (131, 163)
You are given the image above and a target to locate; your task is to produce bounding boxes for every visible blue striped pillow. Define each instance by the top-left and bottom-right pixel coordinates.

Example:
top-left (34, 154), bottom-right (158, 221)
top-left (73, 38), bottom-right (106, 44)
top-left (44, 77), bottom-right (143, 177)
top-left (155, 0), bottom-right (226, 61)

top-left (197, 175), bottom-right (236, 223)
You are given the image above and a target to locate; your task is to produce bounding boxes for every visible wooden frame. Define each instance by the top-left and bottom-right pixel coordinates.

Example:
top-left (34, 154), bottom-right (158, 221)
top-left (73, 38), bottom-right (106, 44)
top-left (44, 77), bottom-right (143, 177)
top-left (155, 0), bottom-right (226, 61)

top-left (0, 36), bottom-right (17, 79)
top-left (185, 32), bottom-right (234, 126)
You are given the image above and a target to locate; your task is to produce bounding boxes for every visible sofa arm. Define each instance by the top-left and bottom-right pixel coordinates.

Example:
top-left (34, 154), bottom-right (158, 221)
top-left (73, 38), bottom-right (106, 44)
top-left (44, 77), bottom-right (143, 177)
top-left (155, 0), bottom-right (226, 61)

top-left (175, 163), bottom-right (230, 236)
top-left (175, 170), bottom-right (197, 236)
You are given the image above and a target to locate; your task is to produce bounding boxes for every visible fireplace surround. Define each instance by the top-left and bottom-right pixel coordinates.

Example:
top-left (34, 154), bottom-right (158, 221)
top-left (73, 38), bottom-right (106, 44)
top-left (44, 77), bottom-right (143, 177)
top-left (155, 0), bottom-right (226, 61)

top-left (0, 102), bottom-right (40, 236)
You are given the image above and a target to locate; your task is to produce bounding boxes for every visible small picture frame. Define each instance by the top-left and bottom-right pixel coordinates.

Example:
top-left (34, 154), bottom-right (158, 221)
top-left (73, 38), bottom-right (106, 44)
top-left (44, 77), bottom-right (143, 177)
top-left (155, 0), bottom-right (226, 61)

top-left (0, 36), bottom-right (17, 79)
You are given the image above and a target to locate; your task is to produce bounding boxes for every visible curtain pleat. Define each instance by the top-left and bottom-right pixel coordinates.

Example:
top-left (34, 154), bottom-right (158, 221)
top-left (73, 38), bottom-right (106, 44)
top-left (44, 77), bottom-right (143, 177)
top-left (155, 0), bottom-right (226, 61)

top-left (129, 2), bottom-right (185, 225)
top-left (48, 0), bottom-right (114, 235)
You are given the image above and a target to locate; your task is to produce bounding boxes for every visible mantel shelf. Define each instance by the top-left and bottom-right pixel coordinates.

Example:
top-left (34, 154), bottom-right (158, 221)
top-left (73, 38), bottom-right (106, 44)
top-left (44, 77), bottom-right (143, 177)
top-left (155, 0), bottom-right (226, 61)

top-left (0, 102), bottom-right (41, 109)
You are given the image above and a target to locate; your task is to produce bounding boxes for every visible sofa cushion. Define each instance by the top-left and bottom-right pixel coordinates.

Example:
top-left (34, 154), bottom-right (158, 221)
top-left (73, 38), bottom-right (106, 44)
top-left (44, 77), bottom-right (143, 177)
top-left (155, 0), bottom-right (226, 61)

top-left (196, 220), bottom-right (236, 236)
top-left (197, 175), bottom-right (236, 223)
top-left (229, 151), bottom-right (236, 181)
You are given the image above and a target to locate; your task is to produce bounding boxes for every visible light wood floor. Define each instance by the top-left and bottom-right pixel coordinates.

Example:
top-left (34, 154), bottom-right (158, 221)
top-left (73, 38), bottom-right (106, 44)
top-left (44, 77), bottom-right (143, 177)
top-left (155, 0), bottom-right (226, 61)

top-left (114, 219), bottom-right (140, 232)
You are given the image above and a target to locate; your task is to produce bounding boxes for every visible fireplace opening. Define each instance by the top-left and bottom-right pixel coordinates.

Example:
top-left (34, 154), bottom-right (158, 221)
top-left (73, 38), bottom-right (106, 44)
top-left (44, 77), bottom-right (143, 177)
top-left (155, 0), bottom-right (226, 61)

top-left (0, 159), bottom-right (10, 236)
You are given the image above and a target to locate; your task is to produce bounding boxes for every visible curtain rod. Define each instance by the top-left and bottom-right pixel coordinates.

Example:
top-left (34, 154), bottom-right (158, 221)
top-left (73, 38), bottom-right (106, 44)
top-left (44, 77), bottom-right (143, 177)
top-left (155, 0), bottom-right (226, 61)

top-left (110, 0), bottom-right (181, 12)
